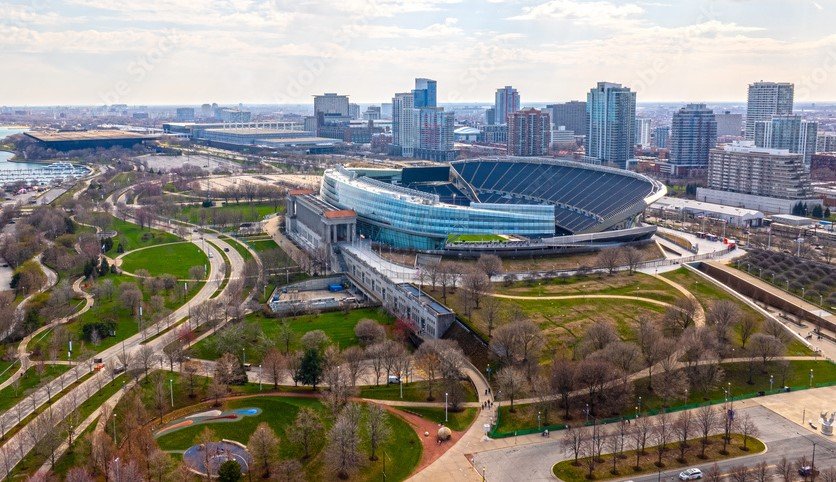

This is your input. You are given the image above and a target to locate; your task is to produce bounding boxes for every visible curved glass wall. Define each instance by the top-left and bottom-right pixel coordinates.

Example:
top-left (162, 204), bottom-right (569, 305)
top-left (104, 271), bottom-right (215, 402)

top-left (322, 169), bottom-right (555, 250)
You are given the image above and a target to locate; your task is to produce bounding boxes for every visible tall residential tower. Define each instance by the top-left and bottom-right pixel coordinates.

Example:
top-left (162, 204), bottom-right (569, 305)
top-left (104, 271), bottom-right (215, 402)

top-left (586, 82), bottom-right (636, 169)
top-left (745, 82), bottom-right (793, 140)
top-left (494, 86), bottom-right (520, 125)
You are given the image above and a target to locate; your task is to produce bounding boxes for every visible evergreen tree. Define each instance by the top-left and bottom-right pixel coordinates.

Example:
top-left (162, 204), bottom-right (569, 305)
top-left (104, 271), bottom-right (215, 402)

top-left (217, 460), bottom-right (241, 482)
top-left (98, 258), bottom-right (110, 277)
top-left (296, 348), bottom-right (324, 389)
top-left (825, 207), bottom-right (832, 219)
top-left (812, 204), bottom-right (823, 219)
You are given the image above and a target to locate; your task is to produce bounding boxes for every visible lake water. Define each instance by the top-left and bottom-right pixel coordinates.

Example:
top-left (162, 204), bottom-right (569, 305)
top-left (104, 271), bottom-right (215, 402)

top-left (0, 126), bottom-right (58, 170)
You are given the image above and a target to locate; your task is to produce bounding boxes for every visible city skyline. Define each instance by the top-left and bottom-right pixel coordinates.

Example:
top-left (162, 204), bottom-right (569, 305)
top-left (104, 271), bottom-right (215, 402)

top-left (3, 0), bottom-right (836, 105)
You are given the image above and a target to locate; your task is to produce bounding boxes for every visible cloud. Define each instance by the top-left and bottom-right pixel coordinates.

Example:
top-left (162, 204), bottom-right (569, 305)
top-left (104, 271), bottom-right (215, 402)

top-left (509, 0), bottom-right (644, 27)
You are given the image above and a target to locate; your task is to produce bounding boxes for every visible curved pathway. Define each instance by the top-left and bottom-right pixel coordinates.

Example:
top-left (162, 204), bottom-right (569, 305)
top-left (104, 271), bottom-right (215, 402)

top-left (487, 292), bottom-right (675, 309)
top-left (652, 273), bottom-right (707, 326)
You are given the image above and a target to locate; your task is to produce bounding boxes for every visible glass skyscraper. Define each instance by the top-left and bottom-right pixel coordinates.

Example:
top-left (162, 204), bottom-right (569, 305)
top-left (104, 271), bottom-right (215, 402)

top-left (745, 81), bottom-right (793, 140)
top-left (413, 78), bottom-right (437, 108)
top-left (669, 103), bottom-right (717, 171)
top-left (586, 82), bottom-right (636, 169)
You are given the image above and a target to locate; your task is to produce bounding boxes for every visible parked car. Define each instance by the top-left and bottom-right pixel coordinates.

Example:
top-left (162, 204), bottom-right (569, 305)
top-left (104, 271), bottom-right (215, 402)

top-left (387, 375), bottom-right (400, 384)
top-left (798, 466), bottom-right (818, 477)
top-left (679, 468), bottom-right (703, 480)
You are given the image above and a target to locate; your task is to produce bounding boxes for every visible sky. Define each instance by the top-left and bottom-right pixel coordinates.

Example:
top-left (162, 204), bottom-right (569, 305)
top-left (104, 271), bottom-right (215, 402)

top-left (2, 0), bottom-right (836, 106)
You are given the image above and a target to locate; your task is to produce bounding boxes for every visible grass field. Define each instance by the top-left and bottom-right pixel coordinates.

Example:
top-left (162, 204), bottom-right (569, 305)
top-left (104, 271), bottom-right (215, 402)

top-left (495, 359), bottom-right (836, 434)
top-left (553, 434), bottom-right (765, 482)
top-left (175, 202), bottom-right (278, 225)
top-left (119, 242), bottom-right (208, 279)
top-left (0, 364), bottom-right (70, 411)
top-left (447, 234), bottom-right (506, 243)
top-left (245, 237), bottom-right (280, 252)
top-left (495, 272), bottom-right (683, 305)
top-left (155, 396), bottom-right (421, 481)
top-left (28, 274), bottom-right (204, 361)
top-left (190, 308), bottom-right (395, 364)
top-left (0, 360), bottom-right (17, 386)
top-left (219, 234), bottom-right (253, 261)
top-left (431, 287), bottom-right (667, 360)
top-left (106, 216), bottom-right (181, 254)
top-left (394, 406), bottom-right (478, 431)
top-left (359, 380), bottom-right (478, 404)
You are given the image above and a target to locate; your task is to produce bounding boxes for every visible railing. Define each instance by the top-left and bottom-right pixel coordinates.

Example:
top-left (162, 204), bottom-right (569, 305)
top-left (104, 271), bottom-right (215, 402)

top-left (488, 379), bottom-right (836, 438)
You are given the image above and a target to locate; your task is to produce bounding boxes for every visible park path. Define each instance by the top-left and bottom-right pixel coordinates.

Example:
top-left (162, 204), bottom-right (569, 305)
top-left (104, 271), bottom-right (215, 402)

top-left (651, 273), bottom-right (707, 326)
top-left (487, 292), bottom-right (674, 309)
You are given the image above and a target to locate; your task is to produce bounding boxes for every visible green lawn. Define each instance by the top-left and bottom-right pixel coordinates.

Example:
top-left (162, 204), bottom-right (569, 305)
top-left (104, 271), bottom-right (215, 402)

top-left (0, 364), bottom-right (71, 411)
top-left (190, 308), bottom-right (395, 364)
top-left (360, 380), bottom-right (478, 404)
top-left (394, 406), bottom-right (478, 431)
top-left (106, 216), bottom-right (181, 254)
top-left (155, 396), bottom-right (421, 482)
top-left (0, 360), bottom-right (18, 386)
top-left (119, 242), bottom-right (208, 279)
top-left (28, 274), bottom-right (204, 361)
top-left (495, 359), bottom-right (836, 434)
top-left (219, 234), bottom-right (253, 261)
top-left (176, 202), bottom-right (278, 225)
top-left (447, 234), bottom-right (506, 243)
top-left (246, 238), bottom-right (280, 252)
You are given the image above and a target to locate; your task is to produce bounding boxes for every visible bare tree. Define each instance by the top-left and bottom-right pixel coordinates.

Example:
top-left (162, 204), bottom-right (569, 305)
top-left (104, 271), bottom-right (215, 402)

top-left (623, 247), bottom-right (643, 274)
top-left (461, 268), bottom-right (490, 310)
top-left (695, 404), bottom-right (719, 458)
top-left (776, 456), bottom-right (794, 482)
top-left (365, 404), bottom-right (391, 461)
top-left (637, 320), bottom-right (666, 388)
top-left (561, 423), bottom-right (584, 466)
top-left (324, 404), bottom-right (361, 479)
top-left (496, 366), bottom-right (528, 412)
top-left (550, 357), bottom-right (576, 419)
top-left (738, 315), bottom-right (761, 349)
top-left (748, 333), bottom-right (786, 366)
top-left (730, 465), bottom-right (751, 482)
top-left (596, 248), bottom-right (622, 275)
top-left (477, 254), bottom-right (504, 279)
top-left (482, 296), bottom-right (502, 339)
top-left (739, 412), bottom-right (760, 451)
top-left (663, 297), bottom-right (700, 336)
top-left (753, 461), bottom-right (771, 482)
top-left (705, 463), bottom-right (723, 482)
top-left (354, 318), bottom-right (386, 346)
top-left (653, 411), bottom-right (673, 466)
top-left (287, 407), bottom-right (323, 459)
top-left (248, 422), bottom-right (279, 479)
top-left (136, 345), bottom-right (157, 379)
top-left (673, 410), bottom-right (693, 462)
top-left (262, 348), bottom-right (286, 389)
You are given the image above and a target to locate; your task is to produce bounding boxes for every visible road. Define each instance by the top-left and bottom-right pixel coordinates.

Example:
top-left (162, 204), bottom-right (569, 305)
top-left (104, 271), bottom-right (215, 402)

top-left (0, 186), bottom-right (243, 475)
top-left (470, 404), bottom-right (836, 482)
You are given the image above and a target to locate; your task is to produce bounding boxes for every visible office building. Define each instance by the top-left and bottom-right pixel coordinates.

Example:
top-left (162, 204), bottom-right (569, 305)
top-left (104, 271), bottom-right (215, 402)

top-left (754, 115), bottom-right (817, 167)
top-left (745, 82), bottom-right (794, 140)
top-left (669, 104), bottom-right (717, 171)
top-left (217, 109), bottom-right (251, 123)
top-left (175, 107), bottom-right (195, 122)
top-left (586, 82), bottom-right (636, 169)
top-left (485, 108), bottom-right (496, 126)
top-left (200, 104), bottom-right (213, 118)
top-left (349, 103), bottom-right (361, 120)
top-left (415, 108), bottom-right (455, 162)
top-left (494, 86), bottom-right (520, 125)
top-left (413, 78), bottom-right (437, 108)
top-left (548, 101), bottom-right (587, 137)
top-left (507, 108), bottom-right (551, 156)
top-left (818, 133), bottom-right (836, 153)
top-left (697, 141), bottom-right (820, 213)
top-left (635, 118), bottom-right (652, 147)
top-left (381, 103), bottom-right (393, 119)
top-left (314, 93), bottom-right (350, 118)
top-left (716, 111), bottom-right (743, 137)
top-left (390, 92), bottom-right (416, 157)
top-left (653, 126), bottom-right (670, 149)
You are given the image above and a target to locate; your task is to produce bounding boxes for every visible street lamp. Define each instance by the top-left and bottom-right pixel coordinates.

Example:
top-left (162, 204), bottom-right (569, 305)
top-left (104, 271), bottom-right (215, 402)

top-left (258, 365), bottom-right (262, 391)
top-left (585, 403), bottom-right (590, 424)
top-left (810, 369), bottom-right (814, 387)
top-left (638, 396), bottom-right (642, 412)
top-left (169, 378), bottom-right (174, 407)
top-left (445, 392), bottom-right (449, 423)
top-left (770, 374), bottom-right (774, 392)
top-left (538, 411), bottom-right (542, 430)
top-left (242, 348), bottom-right (246, 366)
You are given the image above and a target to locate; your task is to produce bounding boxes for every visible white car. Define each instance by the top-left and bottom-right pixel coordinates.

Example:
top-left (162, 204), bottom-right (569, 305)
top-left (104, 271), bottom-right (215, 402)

top-left (679, 468), bottom-right (703, 480)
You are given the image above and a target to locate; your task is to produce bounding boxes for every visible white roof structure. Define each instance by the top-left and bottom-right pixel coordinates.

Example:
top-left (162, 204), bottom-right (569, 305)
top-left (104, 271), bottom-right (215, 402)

top-left (651, 196), bottom-right (764, 222)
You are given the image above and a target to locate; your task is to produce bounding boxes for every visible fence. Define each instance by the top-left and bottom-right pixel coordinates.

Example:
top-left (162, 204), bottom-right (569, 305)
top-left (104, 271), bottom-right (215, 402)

top-left (488, 379), bottom-right (836, 439)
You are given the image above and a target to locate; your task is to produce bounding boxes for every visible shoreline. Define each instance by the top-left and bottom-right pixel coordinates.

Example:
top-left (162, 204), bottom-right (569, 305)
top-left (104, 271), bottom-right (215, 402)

top-left (0, 125), bottom-right (29, 129)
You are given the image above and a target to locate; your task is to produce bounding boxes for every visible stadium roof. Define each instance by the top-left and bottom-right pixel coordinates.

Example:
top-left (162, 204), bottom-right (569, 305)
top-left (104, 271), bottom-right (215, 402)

top-left (25, 130), bottom-right (155, 142)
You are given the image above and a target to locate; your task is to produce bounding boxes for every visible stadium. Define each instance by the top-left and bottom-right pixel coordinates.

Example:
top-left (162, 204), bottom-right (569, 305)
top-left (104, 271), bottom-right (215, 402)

top-left (319, 157), bottom-right (666, 254)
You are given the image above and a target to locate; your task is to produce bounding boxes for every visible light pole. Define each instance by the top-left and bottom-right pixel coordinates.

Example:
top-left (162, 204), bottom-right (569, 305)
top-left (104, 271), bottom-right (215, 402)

top-left (538, 411), bottom-right (542, 431)
top-left (399, 376), bottom-right (403, 399)
top-left (169, 378), bottom-right (174, 407)
top-left (242, 348), bottom-right (246, 366)
top-left (585, 403), bottom-right (589, 424)
top-left (259, 365), bottom-right (262, 391)
top-left (810, 369), bottom-right (814, 387)
top-left (112, 414), bottom-right (117, 442)
top-left (445, 392), bottom-right (449, 423)
top-left (770, 374), bottom-right (774, 392)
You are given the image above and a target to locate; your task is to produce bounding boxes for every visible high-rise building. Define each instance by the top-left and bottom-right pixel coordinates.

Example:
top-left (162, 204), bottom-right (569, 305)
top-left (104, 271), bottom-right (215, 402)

top-left (478, 125), bottom-right (508, 144)
top-left (175, 107), bottom-right (195, 122)
top-left (669, 104), bottom-right (717, 171)
top-left (349, 103), bottom-right (361, 120)
top-left (494, 86), bottom-right (520, 125)
top-left (414, 108), bottom-right (455, 162)
top-left (653, 127), bottom-right (670, 149)
top-left (200, 104), bottom-right (212, 118)
top-left (314, 93), bottom-right (350, 118)
top-left (635, 118), bottom-right (652, 147)
top-left (507, 108), bottom-right (551, 156)
top-left (745, 82), bottom-right (794, 140)
top-left (391, 92), bottom-right (416, 157)
top-left (586, 82), bottom-right (636, 169)
top-left (818, 133), bottom-right (836, 153)
top-left (381, 103), bottom-right (393, 119)
top-left (547, 101), bottom-right (587, 137)
top-left (716, 111), bottom-right (743, 137)
top-left (698, 141), bottom-right (820, 213)
top-left (413, 78), bottom-right (437, 108)
top-left (485, 107), bottom-right (496, 126)
top-left (754, 115), bottom-right (817, 166)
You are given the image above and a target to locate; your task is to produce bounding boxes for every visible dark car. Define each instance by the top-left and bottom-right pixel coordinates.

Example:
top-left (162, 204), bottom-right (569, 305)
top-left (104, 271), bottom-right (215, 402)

top-left (798, 466), bottom-right (818, 477)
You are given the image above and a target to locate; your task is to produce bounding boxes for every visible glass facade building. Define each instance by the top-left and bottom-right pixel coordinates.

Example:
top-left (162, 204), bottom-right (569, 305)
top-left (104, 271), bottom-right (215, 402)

top-left (321, 167), bottom-right (555, 250)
